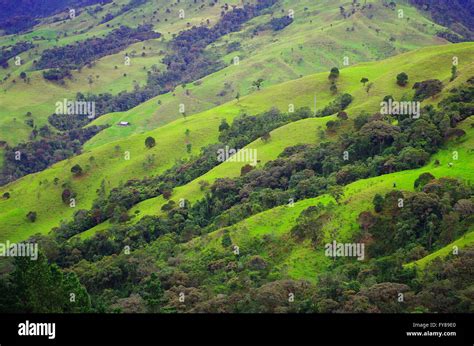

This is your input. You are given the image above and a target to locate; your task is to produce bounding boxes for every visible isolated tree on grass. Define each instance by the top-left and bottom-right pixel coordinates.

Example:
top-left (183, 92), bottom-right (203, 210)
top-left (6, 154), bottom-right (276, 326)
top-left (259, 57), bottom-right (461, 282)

top-left (360, 77), bottom-right (369, 86)
top-left (396, 72), bottom-right (408, 86)
top-left (70, 164), bottom-right (83, 177)
top-left (337, 111), bottom-right (348, 120)
top-left (145, 136), bottom-right (156, 148)
top-left (373, 194), bottom-right (384, 213)
top-left (328, 67), bottom-right (340, 81)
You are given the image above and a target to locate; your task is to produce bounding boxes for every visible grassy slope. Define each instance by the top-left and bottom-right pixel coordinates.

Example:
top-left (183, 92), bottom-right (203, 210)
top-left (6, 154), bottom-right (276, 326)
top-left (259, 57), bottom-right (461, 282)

top-left (87, 40), bottom-right (474, 151)
top-left (86, 0), bottom-right (449, 148)
top-left (78, 115), bottom-right (337, 238)
top-left (0, 38), bottom-right (167, 145)
top-left (79, 42), bottom-right (474, 237)
top-left (406, 227), bottom-right (474, 269)
top-left (0, 0), bottom-right (241, 146)
top-left (0, 0), bottom-right (448, 147)
top-left (0, 42), bottom-right (472, 243)
top-left (174, 117), bottom-right (474, 283)
top-left (181, 194), bottom-right (336, 285)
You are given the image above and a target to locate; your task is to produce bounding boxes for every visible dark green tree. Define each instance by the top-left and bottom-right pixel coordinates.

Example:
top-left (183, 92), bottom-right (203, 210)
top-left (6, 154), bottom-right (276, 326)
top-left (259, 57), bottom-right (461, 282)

top-left (1, 253), bottom-right (91, 313)
top-left (373, 194), bottom-right (384, 213)
top-left (143, 273), bottom-right (164, 312)
top-left (221, 231), bottom-right (232, 248)
top-left (71, 164), bottom-right (83, 176)
top-left (328, 67), bottom-right (340, 81)
top-left (396, 72), bottom-right (408, 86)
top-left (219, 119), bottom-right (230, 132)
top-left (145, 136), bottom-right (156, 148)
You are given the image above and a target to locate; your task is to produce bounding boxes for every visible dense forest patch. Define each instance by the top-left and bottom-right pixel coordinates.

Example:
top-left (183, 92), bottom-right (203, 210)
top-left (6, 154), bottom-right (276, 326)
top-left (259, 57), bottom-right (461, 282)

top-left (36, 25), bottom-right (161, 74)
top-left (0, 0), bottom-right (112, 34)
top-left (0, 125), bottom-right (107, 186)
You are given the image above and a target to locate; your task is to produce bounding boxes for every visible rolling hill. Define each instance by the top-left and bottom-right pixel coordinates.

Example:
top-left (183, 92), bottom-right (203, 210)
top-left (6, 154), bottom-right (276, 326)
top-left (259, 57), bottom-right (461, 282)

top-left (1, 41), bottom-right (473, 244)
top-left (0, 0), bottom-right (449, 148)
top-left (0, 0), bottom-right (473, 316)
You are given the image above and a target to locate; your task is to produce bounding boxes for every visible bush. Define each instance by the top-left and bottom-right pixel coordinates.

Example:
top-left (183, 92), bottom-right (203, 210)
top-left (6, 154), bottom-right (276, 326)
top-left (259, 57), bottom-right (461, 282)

top-left (145, 136), bottom-right (156, 148)
top-left (42, 68), bottom-right (72, 81)
top-left (396, 72), bottom-right (408, 86)
top-left (71, 164), bottom-right (83, 176)
top-left (337, 111), bottom-right (348, 120)
top-left (414, 172), bottom-right (435, 191)
top-left (412, 79), bottom-right (443, 101)
top-left (328, 67), bottom-right (340, 81)
top-left (373, 194), bottom-right (384, 213)
top-left (26, 211), bottom-right (37, 222)
top-left (320, 93), bottom-right (353, 116)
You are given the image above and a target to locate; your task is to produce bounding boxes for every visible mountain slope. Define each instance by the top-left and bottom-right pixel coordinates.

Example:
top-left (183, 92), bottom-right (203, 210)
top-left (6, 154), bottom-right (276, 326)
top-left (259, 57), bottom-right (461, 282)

top-left (172, 116), bottom-right (474, 283)
top-left (0, 0), bottom-right (450, 148)
top-left (80, 42), bottom-right (474, 237)
top-left (0, 42), bottom-right (473, 243)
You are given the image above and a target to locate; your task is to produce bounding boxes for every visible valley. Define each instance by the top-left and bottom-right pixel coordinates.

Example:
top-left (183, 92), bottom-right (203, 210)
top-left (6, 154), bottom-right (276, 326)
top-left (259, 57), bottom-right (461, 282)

top-left (0, 0), bottom-right (472, 315)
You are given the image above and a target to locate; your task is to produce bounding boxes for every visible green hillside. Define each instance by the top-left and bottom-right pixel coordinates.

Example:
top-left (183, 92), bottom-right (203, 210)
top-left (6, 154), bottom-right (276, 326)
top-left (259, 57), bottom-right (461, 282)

top-left (172, 116), bottom-right (474, 282)
top-left (77, 115), bottom-right (337, 238)
top-left (0, 0), bottom-right (240, 145)
top-left (406, 227), bottom-right (474, 269)
top-left (0, 0), bottom-right (473, 317)
top-left (80, 42), bottom-right (474, 237)
top-left (0, 0), bottom-right (448, 147)
top-left (0, 42), bottom-right (473, 243)
top-left (86, 0), bottom-right (451, 148)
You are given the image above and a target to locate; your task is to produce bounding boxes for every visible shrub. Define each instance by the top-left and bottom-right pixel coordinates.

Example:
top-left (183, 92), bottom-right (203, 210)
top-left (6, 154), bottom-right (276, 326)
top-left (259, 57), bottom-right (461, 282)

top-left (26, 211), bottom-right (37, 222)
top-left (412, 79), bottom-right (443, 101)
top-left (145, 136), bottom-right (156, 148)
top-left (71, 164), bottom-right (83, 176)
top-left (396, 72), bottom-right (408, 86)
top-left (328, 67), bottom-right (340, 81)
